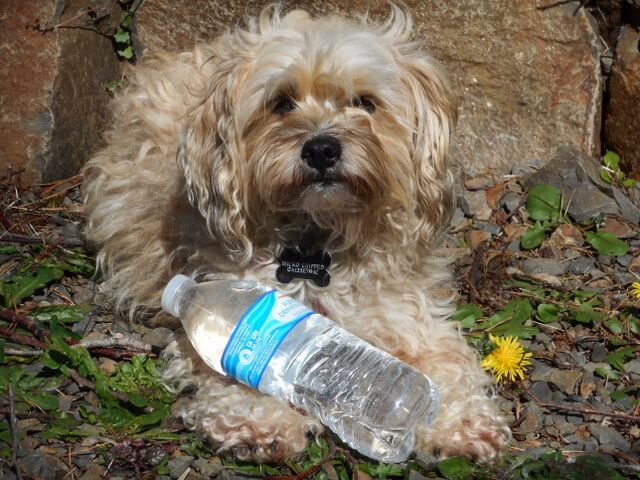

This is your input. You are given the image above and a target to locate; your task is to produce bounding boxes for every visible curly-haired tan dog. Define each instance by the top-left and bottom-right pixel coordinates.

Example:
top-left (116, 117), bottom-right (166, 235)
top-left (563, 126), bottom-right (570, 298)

top-left (83, 5), bottom-right (510, 463)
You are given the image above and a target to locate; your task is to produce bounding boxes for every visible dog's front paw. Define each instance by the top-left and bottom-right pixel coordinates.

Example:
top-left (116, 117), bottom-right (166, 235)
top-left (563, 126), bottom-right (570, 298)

top-left (215, 418), bottom-right (323, 463)
top-left (419, 413), bottom-right (511, 463)
top-left (227, 437), bottom-right (288, 463)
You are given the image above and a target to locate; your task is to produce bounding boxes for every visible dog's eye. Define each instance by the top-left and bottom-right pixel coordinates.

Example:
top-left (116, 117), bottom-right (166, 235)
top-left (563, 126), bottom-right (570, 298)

top-left (351, 95), bottom-right (376, 113)
top-left (273, 96), bottom-right (296, 115)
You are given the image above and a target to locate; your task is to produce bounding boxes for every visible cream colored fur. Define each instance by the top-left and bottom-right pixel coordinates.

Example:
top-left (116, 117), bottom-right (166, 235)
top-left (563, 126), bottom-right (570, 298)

top-left (83, 5), bottom-right (510, 463)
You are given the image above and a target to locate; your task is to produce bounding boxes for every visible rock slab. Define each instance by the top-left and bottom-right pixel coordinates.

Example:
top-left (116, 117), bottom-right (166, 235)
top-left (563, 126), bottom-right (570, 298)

top-left (520, 146), bottom-right (636, 222)
top-left (604, 27), bottom-right (640, 179)
top-left (135, 0), bottom-right (602, 177)
top-left (0, 0), bottom-right (122, 184)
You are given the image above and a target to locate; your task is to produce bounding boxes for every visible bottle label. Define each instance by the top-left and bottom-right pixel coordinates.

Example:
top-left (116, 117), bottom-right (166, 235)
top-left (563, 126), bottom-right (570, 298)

top-left (221, 291), bottom-right (314, 388)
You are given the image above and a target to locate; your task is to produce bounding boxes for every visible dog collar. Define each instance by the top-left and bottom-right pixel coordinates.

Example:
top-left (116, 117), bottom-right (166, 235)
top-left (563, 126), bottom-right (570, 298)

top-left (276, 247), bottom-right (331, 287)
top-left (275, 224), bottom-right (331, 287)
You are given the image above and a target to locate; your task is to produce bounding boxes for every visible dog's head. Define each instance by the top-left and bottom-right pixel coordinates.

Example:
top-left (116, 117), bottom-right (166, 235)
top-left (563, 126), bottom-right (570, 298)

top-left (179, 5), bottom-right (457, 260)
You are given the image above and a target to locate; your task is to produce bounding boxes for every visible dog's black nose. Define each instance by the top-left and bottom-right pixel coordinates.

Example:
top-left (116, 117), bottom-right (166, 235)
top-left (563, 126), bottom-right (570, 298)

top-left (301, 135), bottom-right (342, 171)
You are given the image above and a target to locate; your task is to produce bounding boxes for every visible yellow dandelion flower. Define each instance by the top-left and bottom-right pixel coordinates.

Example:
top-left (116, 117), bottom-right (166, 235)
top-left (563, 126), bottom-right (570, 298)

top-left (481, 334), bottom-right (532, 383)
top-left (631, 282), bottom-right (640, 300)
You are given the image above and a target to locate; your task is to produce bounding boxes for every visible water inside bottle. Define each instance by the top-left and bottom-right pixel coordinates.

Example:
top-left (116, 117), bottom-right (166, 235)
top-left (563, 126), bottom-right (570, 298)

top-left (260, 314), bottom-right (436, 462)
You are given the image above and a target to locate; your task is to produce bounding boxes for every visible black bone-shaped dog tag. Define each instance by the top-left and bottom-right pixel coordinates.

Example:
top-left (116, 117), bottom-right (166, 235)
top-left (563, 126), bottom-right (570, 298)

top-left (276, 248), bottom-right (331, 287)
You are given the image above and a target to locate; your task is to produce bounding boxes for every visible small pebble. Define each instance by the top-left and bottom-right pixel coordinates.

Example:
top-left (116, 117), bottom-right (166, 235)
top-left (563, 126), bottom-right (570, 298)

top-left (168, 456), bottom-right (194, 480)
top-left (615, 254), bottom-right (633, 267)
top-left (506, 240), bottom-right (521, 252)
top-left (500, 192), bottom-right (521, 213)
top-left (464, 190), bottom-right (492, 221)
top-left (566, 257), bottom-right (596, 275)
top-left (475, 222), bottom-right (501, 235)
top-left (193, 457), bottom-right (224, 477)
top-left (528, 381), bottom-right (553, 403)
top-left (557, 421), bottom-right (577, 436)
top-left (589, 425), bottom-right (631, 451)
top-left (98, 358), bottom-right (118, 376)
top-left (596, 254), bottom-right (613, 266)
top-left (521, 258), bottom-right (568, 276)
top-left (590, 346), bottom-right (608, 363)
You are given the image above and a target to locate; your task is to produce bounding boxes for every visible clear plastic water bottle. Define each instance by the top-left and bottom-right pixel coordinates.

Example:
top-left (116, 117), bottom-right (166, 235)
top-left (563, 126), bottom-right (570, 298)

top-left (161, 274), bottom-right (439, 463)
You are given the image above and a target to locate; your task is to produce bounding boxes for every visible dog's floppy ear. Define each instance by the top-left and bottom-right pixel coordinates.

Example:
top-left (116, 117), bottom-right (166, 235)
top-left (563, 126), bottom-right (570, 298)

top-left (400, 52), bottom-right (458, 243)
top-left (178, 54), bottom-right (252, 263)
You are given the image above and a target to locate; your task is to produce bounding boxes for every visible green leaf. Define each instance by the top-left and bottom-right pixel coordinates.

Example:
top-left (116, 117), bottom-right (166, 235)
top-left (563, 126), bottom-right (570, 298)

top-left (222, 460), bottom-right (285, 476)
top-left (109, 356), bottom-right (173, 406)
top-left (79, 405), bottom-right (98, 424)
top-left (40, 416), bottom-right (91, 440)
top-left (30, 305), bottom-right (89, 324)
top-left (604, 317), bottom-right (623, 334)
top-left (572, 290), bottom-right (598, 300)
top-left (156, 456), bottom-right (170, 475)
top-left (603, 150), bottom-right (620, 170)
top-left (506, 278), bottom-right (536, 288)
top-left (106, 80), bottom-right (119, 93)
top-left (179, 437), bottom-right (213, 457)
top-left (477, 299), bottom-right (537, 338)
top-left (117, 46), bottom-right (134, 59)
top-left (119, 13), bottom-right (132, 28)
top-left (358, 462), bottom-right (404, 479)
top-left (113, 29), bottom-right (130, 44)
top-left (437, 457), bottom-right (474, 480)
top-left (127, 404), bottom-right (169, 428)
top-left (574, 455), bottom-right (625, 480)
top-left (49, 316), bottom-right (81, 341)
top-left (604, 347), bottom-right (636, 372)
top-left (526, 184), bottom-right (561, 221)
top-left (572, 305), bottom-right (606, 324)
top-left (23, 392), bottom-right (58, 411)
top-left (138, 430), bottom-right (183, 441)
top-left (594, 366), bottom-right (620, 380)
top-left (536, 303), bottom-right (559, 323)
top-left (584, 231), bottom-right (629, 256)
top-left (306, 438), bottom-right (329, 463)
top-left (44, 335), bottom-right (105, 385)
top-left (610, 390), bottom-right (628, 401)
top-left (0, 246), bottom-right (17, 254)
top-left (0, 428), bottom-right (10, 444)
top-left (622, 178), bottom-right (637, 188)
top-left (521, 223), bottom-right (546, 249)
top-left (452, 303), bottom-right (482, 328)
top-left (0, 265), bottom-right (65, 307)
top-left (99, 403), bottom-right (134, 428)
top-left (335, 465), bottom-right (350, 480)
top-left (600, 169), bottom-right (613, 184)
top-left (59, 251), bottom-right (95, 277)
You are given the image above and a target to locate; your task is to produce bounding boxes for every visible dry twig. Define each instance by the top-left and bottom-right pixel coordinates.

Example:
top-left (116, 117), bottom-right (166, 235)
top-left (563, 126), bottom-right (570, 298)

top-left (0, 310), bottom-right (153, 359)
top-left (3, 348), bottom-right (44, 357)
top-left (527, 390), bottom-right (640, 423)
top-left (466, 241), bottom-right (487, 304)
top-left (0, 326), bottom-right (46, 349)
top-left (78, 335), bottom-right (152, 353)
top-left (1, 308), bottom-right (48, 340)
top-left (0, 230), bottom-right (84, 248)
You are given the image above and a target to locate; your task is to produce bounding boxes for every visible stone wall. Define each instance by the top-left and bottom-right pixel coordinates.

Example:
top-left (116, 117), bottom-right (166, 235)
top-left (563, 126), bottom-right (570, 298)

top-left (0, 0), bottom-right (609, 183)
top-left (0, 0), bottom-right (122, 185)
top-left (604, 27), bottom-right (640, 179)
